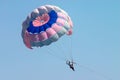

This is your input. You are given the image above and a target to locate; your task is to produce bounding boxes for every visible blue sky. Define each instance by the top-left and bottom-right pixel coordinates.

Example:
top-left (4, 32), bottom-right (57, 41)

top-left (0, 0), bottom-right (120, 80)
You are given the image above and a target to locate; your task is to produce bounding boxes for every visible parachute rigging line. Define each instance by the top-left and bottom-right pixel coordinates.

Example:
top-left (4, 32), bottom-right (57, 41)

top-left (45, 46), bottom-right (67, 61)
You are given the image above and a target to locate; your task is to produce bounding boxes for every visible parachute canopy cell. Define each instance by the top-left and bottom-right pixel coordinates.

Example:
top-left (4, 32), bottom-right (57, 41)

top-left (22, 5), bottom-right (73, 49)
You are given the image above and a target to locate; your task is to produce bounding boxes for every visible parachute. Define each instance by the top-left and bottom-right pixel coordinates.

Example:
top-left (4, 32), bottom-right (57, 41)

top-left (22, 5), bottom-right (73, 49)
top-left (21, 5), bottom-right (113, 79)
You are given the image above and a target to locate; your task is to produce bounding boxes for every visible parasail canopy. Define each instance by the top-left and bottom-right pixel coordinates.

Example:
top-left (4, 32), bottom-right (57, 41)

top-left (22, 5), bottom-right (73, 49)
